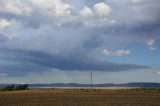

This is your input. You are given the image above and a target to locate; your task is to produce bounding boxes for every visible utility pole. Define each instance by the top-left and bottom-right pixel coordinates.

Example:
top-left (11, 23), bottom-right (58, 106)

top-left (91, 72), bottom-right (93, 89)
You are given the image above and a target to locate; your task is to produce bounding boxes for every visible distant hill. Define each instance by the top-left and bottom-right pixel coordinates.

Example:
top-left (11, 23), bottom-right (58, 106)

top-left (0, 82), bottom-right (160, 88)
top-left (119, 82), bottom-right (160, 88)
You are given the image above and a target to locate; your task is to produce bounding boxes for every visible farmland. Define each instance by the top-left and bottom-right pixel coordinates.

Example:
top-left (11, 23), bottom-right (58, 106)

top-left (0, 89), bottom-right (160, 106)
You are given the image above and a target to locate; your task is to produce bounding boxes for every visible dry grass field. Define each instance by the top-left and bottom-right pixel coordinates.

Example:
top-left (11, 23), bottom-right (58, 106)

top-left (0, 89), bottom-right (160, 106)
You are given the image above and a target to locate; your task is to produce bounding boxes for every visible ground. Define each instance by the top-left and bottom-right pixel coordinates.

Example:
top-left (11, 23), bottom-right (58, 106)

top-left (0, 89), bottom-right (160, 106)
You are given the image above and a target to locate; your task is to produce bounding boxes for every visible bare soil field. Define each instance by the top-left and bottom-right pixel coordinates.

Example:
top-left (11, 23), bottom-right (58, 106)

top-left (0, 89), bottom-right (160, 106)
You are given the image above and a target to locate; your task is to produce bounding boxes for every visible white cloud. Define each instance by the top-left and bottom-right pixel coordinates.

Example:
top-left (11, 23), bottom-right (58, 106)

top-left (0, 0), bottom-right (31, 16)
top-left (80, 2), bottom-right (112, 27)
top-left (102, 49), bottom-right (130, 56)
top-left (0, 0), bottom-right (75, 27)
top-left (146, 39), bottom-right (156, 50)
top-left (32, 0), bottom-right (72, 17)
top-left (80, 6), bottom-right (93, 18)
top-left (30, 0), bottom-right (75, 26)
top-left (0, 19), bottom-right (10, 29)
top-left (0, 1), bottom-right (113, 28)
top-left (93, 2), bottom-right (111, 17)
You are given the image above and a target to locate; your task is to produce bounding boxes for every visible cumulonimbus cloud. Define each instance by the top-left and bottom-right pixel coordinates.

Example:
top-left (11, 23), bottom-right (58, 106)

top-left (0, 0), bottom-right (159, 77)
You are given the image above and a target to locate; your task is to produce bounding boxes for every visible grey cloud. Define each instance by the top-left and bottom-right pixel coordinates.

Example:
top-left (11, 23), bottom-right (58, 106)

top-left (0, 0), bottom-right (158, 77)
top-left (0, 49), bottom-right (149, 76)
top-left (0, 33), bottom-right (9, 42)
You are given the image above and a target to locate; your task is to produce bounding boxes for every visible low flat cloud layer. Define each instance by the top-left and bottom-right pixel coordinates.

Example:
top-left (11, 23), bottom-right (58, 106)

top-left (0, 0), bottom-right (159, 79)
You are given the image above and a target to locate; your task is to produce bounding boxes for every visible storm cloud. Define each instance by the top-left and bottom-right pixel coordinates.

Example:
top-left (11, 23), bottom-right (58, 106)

top-left (0, 0), bottom-right (159, 77)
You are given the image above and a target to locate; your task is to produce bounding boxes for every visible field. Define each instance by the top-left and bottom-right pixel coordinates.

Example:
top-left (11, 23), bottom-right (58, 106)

top-left (0, 89), bottom-right (160, 106)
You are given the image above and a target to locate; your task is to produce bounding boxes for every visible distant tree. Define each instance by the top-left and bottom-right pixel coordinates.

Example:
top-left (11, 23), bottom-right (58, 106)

top-left (2, 84), bottom-right (29, 91)
top-left (15, 84), bottom-right (28, 90)
top-left (2, 85), bottom-right (15, 91)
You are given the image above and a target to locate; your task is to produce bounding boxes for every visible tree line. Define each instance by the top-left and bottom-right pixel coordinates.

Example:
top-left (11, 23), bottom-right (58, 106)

top-left (1, 84), bottom-right (28, 91)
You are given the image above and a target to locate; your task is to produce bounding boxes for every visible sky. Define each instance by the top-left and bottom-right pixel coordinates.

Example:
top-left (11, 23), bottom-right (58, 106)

top-left (0, 0), bottom-right (160, 84)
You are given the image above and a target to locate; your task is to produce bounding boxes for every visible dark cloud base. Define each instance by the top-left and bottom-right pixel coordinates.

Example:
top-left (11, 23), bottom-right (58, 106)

top-left (0, 49), bottom-right (149, 76)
